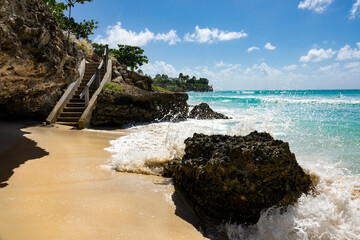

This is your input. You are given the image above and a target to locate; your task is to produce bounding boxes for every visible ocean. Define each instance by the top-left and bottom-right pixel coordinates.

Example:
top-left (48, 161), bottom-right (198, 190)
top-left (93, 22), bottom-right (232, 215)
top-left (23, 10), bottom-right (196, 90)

top-left (106, 89), bottom-right (360, 239)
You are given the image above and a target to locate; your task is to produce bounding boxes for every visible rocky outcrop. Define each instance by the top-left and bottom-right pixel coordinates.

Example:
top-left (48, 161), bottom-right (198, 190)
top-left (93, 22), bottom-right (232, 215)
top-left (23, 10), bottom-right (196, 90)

top-left (189, 103), bottom-right (229, 119)
top-left (0, 0), bottom-right (83, 120)
top-left (112, 62), bottom-right (152, 91)
top-left (164, 131), bottom-right (312, 225)
top-left (91, 77), bottom-right (188, 127)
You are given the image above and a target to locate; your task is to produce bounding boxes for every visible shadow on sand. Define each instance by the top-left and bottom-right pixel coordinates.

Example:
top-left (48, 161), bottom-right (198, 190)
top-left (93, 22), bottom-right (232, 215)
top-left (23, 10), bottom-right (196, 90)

top-left (0, 121), bottom-right (49, 188)
top-left (155, 179), bottom-right (227, 240)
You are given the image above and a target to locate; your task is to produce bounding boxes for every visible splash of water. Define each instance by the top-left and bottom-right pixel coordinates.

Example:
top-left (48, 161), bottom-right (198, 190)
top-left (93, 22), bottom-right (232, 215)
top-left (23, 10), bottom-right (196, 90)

top-left (106, 90), bottom-right (360, 239)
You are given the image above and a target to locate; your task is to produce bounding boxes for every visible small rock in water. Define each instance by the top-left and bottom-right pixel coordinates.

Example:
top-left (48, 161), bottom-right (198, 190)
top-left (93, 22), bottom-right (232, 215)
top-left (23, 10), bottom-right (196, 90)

top-left (188, 103), bottom-right (229, 119)
top-left (164, 131), bottom-right (312, 225)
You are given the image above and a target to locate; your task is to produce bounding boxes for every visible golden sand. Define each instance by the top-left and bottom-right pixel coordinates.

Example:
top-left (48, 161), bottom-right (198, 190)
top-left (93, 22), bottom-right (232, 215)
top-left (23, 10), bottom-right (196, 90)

top-left (0, 123), bottom-right (206, 240)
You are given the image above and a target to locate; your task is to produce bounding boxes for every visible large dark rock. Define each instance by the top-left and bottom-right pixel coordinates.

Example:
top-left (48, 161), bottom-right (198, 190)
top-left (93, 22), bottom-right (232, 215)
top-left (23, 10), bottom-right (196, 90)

top-left (189, 103), bottom-right (229, 119)
top-left (0, 0), bottom-right (83, 120)
top-left (164, 131), bottom-right (312, 225)
top-left (91, 79), bottom-right (188, 126)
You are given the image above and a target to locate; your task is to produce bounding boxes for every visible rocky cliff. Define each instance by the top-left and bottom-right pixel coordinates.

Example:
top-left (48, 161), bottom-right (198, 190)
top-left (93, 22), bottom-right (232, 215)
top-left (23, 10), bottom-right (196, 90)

top-left (91, 81), bottom-right (188, 127)
top-left (0, 0), bottom-right (83, 120)
top-left (91, 64), bottom-right (188, 127)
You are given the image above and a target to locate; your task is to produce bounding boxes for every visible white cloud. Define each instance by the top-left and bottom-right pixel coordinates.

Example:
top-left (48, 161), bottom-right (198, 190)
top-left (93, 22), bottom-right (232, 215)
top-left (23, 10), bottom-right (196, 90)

top-left (215, 61), bottom-right (227, 67)
top-left (248, 46), bottom-right (260, 52)
top-left (337, 43), bottom-right (360, 60)
top-left (184, 26), bottom-right (247, 44)
top-left (318, 63), bottom-right (339, 71)
top-left (344, 62), bottom-right (360, 69)
top-left (140, 61), bottom-right (178, 76)
top-left (246, 63), bottom-right (283, 76)
top-left (264, 43), bottom-right (276, 50)
top-left (94, 22), bottom-right (180, 47)
top-left (298, 0), bottom-right (334, 13)
top-left (350, 0), bottom-right (360, 19)
top-left (155, 30), bottom-right (181, 45)
top-left (141, 59), bottom-right (360, 90)
top-left (299, 48), bottom-right (336, 62)
top-left (215, 61), bottom-right (234, 68)
top-left (283, 64), bottom-right (298, 71)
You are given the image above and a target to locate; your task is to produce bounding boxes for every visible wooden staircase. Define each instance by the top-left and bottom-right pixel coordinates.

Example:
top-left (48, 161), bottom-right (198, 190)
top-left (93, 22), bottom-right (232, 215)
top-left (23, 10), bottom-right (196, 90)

top-left (56, 62), bottom-right (104, 126)
top-left (46, 44), bottom-right (110, 128)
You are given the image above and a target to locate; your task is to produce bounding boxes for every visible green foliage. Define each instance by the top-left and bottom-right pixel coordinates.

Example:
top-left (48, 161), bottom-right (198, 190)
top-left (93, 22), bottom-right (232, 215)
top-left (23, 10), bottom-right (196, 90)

top-left (152, 73), bottom-right (213, 92)
top-left (43, 0), bottom-right (98, 39)
top-left (110, 44), bottom-right (149, 70)
top-left (104, 83), bottom-right (124, 92)
top-left (65, 0), bottom-right (93, 7)
top-left (43, 0), bottom-right (67, 23)
top-left (92, 43), bottom-right (107, 57)
top-left (152, 84), bottom-right (171, 93)
top-left (71, 19), bottom-right (98, 39)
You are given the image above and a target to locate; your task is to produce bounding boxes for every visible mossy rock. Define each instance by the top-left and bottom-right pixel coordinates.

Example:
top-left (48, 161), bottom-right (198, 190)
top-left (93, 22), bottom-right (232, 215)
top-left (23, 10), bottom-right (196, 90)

top-left (103, 82), bottom-right (124, 92)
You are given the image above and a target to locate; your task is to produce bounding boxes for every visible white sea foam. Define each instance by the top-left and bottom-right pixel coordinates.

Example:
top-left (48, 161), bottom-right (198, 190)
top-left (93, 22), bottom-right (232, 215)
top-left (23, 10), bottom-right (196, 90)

top-left (106, 96), bottom-right (360, 239)
top-left (105, 107), bottom-right (291, 175)
top-left (197, 95), bottom-right (360, 105)
top-left (221, 157), bottom-right (360, 240)
top-left (105, 119), bottom-right (237, 174)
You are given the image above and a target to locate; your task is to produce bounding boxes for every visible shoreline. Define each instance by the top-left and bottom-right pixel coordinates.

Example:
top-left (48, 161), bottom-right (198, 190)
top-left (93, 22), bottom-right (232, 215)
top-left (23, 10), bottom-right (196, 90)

top-left (0, 122), bottom-right (206, 240)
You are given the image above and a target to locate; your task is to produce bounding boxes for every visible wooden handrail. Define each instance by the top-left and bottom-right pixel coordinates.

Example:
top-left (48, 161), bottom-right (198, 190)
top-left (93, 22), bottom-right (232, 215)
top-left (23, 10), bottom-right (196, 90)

top-left (79, 44), bottom-right (109, 106)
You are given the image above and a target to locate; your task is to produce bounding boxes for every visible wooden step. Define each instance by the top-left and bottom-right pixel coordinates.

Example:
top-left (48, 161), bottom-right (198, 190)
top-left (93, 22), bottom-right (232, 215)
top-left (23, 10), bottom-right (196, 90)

top-left (63, 107), bottom-right (85, 112)
top-left (79, 84), bottom-right (96, 89)
top-left (60, 112), bottom-right (83, 117)
top-left (57, 122), bottom-right (78, 127)
top-left (69, 98), bottom-right (85, 103)
top-left (77, 89), bottom-right (97, 94)
top-left (67, 102), bottom-right (85, 107)
top-left (57, 116), bottom-right (80, 122)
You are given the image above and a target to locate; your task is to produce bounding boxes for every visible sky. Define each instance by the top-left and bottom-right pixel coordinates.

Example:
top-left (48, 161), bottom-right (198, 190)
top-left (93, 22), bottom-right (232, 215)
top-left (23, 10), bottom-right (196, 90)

top-left (69, 0), bottom-right (360, 90)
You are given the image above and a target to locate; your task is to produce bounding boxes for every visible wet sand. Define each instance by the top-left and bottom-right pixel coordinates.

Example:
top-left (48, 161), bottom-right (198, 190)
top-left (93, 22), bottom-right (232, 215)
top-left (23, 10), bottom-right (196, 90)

top-left (0, 122), bottom-right (206, 240)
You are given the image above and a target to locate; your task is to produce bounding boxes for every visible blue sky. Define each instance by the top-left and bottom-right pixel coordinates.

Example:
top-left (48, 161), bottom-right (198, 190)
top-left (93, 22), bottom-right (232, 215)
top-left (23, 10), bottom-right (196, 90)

top-left (70, 0), bottom-right (360, 90)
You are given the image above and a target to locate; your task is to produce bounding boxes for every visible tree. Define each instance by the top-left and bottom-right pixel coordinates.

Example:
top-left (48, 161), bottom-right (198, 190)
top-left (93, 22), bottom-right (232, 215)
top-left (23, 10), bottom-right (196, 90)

top-left (43, 0), bottom-right (98, 39)
top-left (198, 78), bottom-right (209, 85)
top-left (187, 76), bottom-right (196, 84)
top-left (92, 43), bottom-right (107, 57)
top-left (110, 44), bottom-right (149, 70)
top-left (64, 0), bottom-right (95, 39)
top-left (71, 19), bottom-right (98, 39)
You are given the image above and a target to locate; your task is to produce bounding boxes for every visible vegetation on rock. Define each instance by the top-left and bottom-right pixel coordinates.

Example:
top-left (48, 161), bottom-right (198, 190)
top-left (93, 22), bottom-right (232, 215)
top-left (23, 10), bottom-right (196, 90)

top-left (43, 0), bottom-right (98, 39)
top-left (104, 83), bottom-right (124, 92)
top-left (151, 85), bottom-right (171, 93)
top-left (152, 73), bottom-right (213, 92)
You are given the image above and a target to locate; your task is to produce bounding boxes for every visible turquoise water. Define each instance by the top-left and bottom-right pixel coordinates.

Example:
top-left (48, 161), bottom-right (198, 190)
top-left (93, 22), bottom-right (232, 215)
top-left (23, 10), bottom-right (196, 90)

top-left (188, 90), bottom-right (360, 175)
top-left (108, 89), bottom-right (360, 239)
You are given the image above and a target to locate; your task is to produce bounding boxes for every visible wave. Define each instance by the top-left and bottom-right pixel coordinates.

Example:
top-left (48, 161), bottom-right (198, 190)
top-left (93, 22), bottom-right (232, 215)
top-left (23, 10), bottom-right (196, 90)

top-left (106, 90), bottom-right (360, 239)
top-left (191, 95), bottom-right (360, 106)
top-left (221, 156), bottom-right (360, 240)
top-left (106, 119), bottom-right (360, 239)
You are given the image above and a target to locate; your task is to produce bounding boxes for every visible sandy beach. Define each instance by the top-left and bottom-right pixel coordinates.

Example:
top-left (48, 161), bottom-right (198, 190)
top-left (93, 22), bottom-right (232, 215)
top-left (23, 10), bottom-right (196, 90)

top-left (0, 122), bottom-right (206, 240)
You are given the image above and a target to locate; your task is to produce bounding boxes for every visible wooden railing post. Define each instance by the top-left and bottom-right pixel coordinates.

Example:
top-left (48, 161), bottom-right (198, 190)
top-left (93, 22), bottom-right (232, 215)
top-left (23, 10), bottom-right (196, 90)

top-left (85, 86), bottom-right (89, 107)
top-left (104, 44), bottom-right (108, 73)
top-left (96, 69), bottom-right (100, 88)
